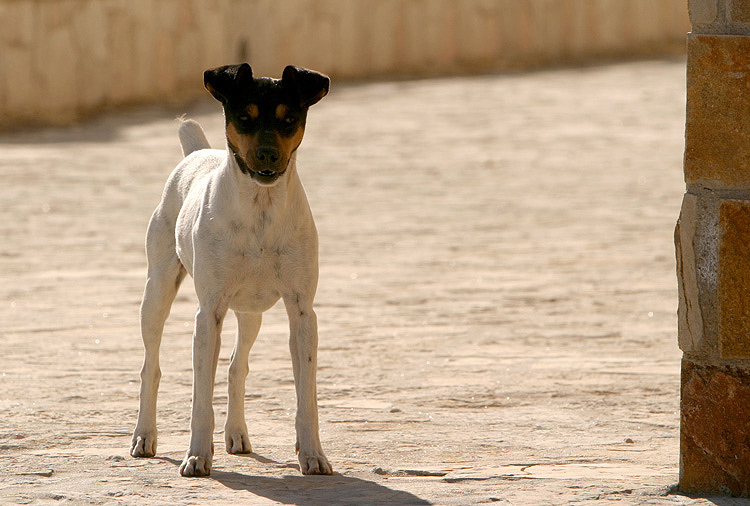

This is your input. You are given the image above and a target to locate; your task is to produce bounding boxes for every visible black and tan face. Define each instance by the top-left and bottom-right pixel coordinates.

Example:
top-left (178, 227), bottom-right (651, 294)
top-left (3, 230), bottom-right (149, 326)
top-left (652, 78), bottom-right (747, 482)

top-left (204, 64), bottom-right (330, 187)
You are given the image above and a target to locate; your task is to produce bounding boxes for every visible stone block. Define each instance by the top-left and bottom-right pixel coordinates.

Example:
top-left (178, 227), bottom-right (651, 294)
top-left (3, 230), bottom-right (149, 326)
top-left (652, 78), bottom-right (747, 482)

top-left (332, 0), bottom-right (368, 78)
top-left (676, 193), bottom-right (706, 354)
top-left (400, 0), bottom-right (430, 72)
top-left (594, 0), bottom-right (628, 53)
top-left (685, 34), bottom-right (750, 189)
top-left (308, 2), bottom-right (337, 73)
top-left (240, 0), bottom-right (280, 79)
top-left (226, 0), bottom-right (251, 64)
top-left (631, 0), bottom-right (663, 44)
top-left (174, 0), bottom-right (204, 91)
top-left (680, 358), bottom-right (750, 496)
top-left (152, 0), bottom-right (180, 98)
top-left (0, 1), bottom-right (34, 47)
top-left (530, 0), bottom-right (566, 60)
top-left (106, 5), bottom-right (137, 104)
top-left (433, 0), bottom-right (459, 70)
top-left (402, 0), bottom-right (456, 72)
top-left (676, 194), bottom-right (750, 359)
top-left (0, 1), bottom-right (31, 113)
top-left (73, 0), bottom-right (107, 111)
top-left (689, 0), bottom-right (719, 25)
top-left (729, 0), bottom-right (750, 23)
top-left (496, 0), bottom-right (525, 64)
top-left (718, 199), bottom-right (750, 358)
top-left (560, 0), bottom-right (591, 60)
top-left (456, 0), bottom-right (502, 65)
top-left (34, 1), bottom-right (79, 121)
top-left (367, 0), bottom-right (401, 75)
top-left (269, 0), bottom-right (303, 68)
top-left (127, 0), bottom-right (156, 100)
top-left (285, 0), bottom-right (341, 76)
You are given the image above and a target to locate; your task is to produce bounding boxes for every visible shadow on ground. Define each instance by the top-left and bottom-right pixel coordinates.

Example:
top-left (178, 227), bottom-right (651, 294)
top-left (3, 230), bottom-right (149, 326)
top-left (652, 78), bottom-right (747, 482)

top-left (158, 454), bottom-right (433, 506)
top-left (663, 484), bottom-right (750, 506)
top-left (0, 100), bottom-right (217, 144)
top-left (213, 470), bottom-right (433, 506)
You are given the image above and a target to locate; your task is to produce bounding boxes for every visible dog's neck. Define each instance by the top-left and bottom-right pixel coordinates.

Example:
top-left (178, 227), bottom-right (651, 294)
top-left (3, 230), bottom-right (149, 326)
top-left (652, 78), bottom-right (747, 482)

top-left (223, 144), bottom-right (299, 213)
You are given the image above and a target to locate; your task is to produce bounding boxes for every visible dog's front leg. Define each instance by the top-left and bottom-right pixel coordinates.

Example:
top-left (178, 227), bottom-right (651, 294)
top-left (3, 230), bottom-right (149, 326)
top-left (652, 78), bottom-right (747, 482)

top-left (225, 311), bottom-right (262, 454)
top-left (284, 295), bottom-right (332, 475)
top-left (179, 305), bottom-right (225, 477)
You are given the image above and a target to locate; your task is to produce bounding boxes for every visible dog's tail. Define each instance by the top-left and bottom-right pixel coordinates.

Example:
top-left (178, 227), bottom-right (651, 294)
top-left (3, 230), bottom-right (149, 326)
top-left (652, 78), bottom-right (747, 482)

top-left (177, 117), bottom-right (211, 157)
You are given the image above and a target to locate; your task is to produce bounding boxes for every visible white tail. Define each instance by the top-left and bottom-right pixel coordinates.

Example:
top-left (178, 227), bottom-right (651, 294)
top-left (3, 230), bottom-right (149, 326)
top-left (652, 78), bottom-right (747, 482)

top-left (177, 118), bottom-right (211, 157)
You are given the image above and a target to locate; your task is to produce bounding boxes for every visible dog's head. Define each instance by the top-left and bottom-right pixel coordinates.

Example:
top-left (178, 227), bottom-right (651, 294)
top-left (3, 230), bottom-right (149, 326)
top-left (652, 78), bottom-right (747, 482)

top-left (204, 63), bottom-right (330, 187)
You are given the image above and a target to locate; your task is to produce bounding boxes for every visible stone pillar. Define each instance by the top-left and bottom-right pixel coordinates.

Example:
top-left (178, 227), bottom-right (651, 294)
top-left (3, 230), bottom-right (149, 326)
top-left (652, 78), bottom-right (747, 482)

top-left (677, 0), bottom-right (750, 497)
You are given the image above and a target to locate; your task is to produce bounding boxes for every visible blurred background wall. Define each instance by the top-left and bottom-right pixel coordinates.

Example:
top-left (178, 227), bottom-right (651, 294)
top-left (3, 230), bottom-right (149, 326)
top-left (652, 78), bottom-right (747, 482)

top-left (0, 0), bottom-right (689, 129)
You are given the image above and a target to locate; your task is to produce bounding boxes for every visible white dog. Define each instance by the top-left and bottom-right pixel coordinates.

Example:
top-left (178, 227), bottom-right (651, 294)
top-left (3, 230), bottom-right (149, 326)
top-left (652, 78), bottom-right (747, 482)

top-left (130, 63), bottom-right (332, 477)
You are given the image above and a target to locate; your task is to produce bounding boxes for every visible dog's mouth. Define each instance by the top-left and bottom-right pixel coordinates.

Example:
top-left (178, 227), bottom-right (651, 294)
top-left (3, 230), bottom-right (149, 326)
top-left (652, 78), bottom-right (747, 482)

top-left (228, 144), bottom-right (287, 186)
top-left (250, 167), bottom-right (286, 186)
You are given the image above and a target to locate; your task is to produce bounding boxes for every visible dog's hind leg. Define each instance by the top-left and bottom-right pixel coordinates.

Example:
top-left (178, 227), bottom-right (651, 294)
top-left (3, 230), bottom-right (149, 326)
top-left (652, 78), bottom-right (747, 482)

top-left (131, 216), bottom-right (186, 458)
top-left (224, 311), bottom-right (262, 454)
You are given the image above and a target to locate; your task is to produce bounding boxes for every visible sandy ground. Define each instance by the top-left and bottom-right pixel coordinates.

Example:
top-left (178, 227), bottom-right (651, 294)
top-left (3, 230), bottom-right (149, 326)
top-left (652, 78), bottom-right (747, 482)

top-left (0, 59), bottom-right (742, 505)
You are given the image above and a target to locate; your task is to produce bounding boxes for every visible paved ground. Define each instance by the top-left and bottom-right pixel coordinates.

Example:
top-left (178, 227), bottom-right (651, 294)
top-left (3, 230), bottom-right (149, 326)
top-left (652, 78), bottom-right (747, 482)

top-left (0, 59), bottom-right (742, 505)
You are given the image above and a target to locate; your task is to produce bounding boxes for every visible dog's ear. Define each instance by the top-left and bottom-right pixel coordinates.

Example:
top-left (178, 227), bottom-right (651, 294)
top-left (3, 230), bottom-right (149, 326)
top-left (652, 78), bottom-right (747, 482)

top-left (282, 65), bottom-right (330, 107)
top-left (204, 63), bottom-right (253, 104)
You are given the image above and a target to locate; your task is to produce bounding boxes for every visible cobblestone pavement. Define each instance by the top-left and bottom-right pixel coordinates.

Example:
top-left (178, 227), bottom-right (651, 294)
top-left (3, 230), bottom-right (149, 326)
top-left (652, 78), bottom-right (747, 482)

top-left (2, 59), bottom-right (742, 505)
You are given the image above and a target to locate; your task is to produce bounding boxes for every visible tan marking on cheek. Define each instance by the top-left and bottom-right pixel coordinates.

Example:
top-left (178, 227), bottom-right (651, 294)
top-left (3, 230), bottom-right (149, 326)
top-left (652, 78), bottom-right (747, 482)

top-left (246, 104), bottom-right (259, 119)
top-left (277, 127), bottom-right (305, 159)
top-left (226, 122), bottom-right (253, 156)
top-left (275, 104), bottom-right (289, 120)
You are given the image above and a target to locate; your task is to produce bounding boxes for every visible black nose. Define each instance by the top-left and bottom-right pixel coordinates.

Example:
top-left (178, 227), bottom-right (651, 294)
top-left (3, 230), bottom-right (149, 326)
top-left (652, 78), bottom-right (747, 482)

top-left (255, 146), bottom-right (280, 165)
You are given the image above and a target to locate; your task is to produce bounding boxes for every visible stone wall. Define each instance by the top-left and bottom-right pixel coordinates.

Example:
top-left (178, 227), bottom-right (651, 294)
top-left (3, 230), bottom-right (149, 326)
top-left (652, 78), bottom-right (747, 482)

top-left (677, 0), bottom-right (750, 497)
top-left (0, 0), bottom-right (689, 129)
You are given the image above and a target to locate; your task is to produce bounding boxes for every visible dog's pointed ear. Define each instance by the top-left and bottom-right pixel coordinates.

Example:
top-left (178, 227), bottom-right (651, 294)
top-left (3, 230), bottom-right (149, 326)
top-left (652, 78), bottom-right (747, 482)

top-left (204, 63), bottom-right (253, 104)
top-left (282, 65), bottom-right (330, 107)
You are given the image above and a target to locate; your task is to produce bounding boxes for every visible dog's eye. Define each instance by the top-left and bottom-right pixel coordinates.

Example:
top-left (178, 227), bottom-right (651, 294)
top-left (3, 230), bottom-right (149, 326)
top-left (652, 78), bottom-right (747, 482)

top-left (284, 116), bottom-right (297, 125)
top-left (239, 116), bottom-right (250, 122)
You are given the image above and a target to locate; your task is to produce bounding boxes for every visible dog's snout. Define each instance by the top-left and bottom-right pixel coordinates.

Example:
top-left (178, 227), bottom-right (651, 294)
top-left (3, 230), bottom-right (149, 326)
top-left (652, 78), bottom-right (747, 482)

top-left (255, 146), bottom-right (280, 165)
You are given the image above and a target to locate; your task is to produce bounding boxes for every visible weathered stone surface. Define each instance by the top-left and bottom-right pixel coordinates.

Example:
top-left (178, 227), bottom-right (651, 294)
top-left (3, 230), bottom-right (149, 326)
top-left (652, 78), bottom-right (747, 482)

top-left (689, 0), bottom-right (719, 25)
top-left (35, 1), bottom-right (79, 121)
top-left (629, 0), bottom-right (662, 45)
top-left (676, 193), bottom-right (705, 354)
top-left (1, 0), bottom-right (38, 116)
top-left (718, 199), bottom-right (750, 358)
top-left (729, 0), bottom-right (750, 23)
top-left (457, 0), bottom-right (503, 65)
top-left (680, 358), bottom-right (750, 496)
top-left (685, 34), bottom-right (750, 189)
top-left (72, 0), bottom-right (107, 111)
top-left (676, 195), bottom-right (750, 359)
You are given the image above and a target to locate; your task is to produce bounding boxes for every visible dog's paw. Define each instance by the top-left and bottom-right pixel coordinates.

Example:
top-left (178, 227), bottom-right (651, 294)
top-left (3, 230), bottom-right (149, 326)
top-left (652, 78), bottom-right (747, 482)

top-left (298, 450), bottom-right (333, 475)
top-left (179, 455), bottom-right (212, 477)
top-left (225, 426), bottom-right (252, 454)
top-left (130, 433), bottom-right (156, 458)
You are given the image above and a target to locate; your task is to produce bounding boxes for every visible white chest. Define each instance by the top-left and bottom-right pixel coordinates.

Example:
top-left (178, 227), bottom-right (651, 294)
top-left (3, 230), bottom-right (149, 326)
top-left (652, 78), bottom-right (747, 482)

top-left (222, 223), bottom-right (287, 313)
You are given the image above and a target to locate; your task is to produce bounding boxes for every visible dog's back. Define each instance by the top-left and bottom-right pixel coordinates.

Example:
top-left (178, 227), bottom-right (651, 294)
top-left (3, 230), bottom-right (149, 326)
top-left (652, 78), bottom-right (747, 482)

top-left (148, 120), bottom-right (223, 240)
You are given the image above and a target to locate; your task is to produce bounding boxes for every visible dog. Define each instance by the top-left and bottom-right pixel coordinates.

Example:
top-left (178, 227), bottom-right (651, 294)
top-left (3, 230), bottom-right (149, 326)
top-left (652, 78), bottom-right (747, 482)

top-left (129, 63), bottom-right (332, 477)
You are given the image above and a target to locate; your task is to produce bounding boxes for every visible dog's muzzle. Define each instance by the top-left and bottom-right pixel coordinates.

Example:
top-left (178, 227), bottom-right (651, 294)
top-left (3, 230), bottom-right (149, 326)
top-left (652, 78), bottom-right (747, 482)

top-left (230, 144), bottom-right (287, 186)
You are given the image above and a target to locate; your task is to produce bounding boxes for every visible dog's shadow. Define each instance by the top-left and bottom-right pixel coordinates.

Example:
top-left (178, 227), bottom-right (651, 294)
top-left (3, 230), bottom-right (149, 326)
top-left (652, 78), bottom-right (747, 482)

top-left (158, 454), bottom-right (433, 506)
